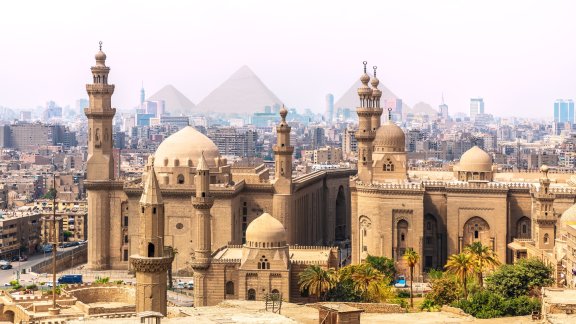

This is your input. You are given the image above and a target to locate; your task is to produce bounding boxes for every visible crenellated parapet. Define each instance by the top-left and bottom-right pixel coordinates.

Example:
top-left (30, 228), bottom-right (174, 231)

top-left (130, 255), bottom-right (173, 273)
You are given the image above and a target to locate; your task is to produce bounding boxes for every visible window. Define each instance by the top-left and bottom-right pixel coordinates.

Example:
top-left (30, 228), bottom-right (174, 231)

top-left (123, 216), bottom-right (128, 227)
top-left (425, 236), bottom-right (432, 245)
top-left (258, 256), bottom-right (270, 270)
top-left (522, 224), bottom-right (527, 234)
top-left (247, 288), bottom-right (256, 300)
top-left (401, 233), bottom-right (405, 241)
top-left (148, 243), bottom-right (155, 257)
top-left (544, 233), bottom-right (549, 244)
top-left (124, 235), bottom-right (129, 244)
top-left (426, 222), bottom-right (431, 230)
top-left (123, 249), bottom-right (128, 261)
top-left (474, 230), bottom-right (479, 239)
top-left (177, 174), bottom-right (185, 184)
top-left (153, 207), bottom-right (156, 214)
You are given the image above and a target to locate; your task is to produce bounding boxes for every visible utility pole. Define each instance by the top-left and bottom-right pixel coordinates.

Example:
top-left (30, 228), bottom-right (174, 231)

top-left (49, 167), bottom-right (60, 315)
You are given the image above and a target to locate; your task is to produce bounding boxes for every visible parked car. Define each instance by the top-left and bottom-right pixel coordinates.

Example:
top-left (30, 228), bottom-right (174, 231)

top-left (394, 275), bottom-right (407, 288)
top-left (19, 255), bottom-right (28, 262)
top-left (1, 264), bottom-right (13, 270)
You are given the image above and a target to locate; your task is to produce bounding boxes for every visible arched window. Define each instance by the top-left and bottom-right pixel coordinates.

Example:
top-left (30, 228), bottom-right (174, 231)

top-left (271, 289), bottom-right (279, 294)
top-left (259, 255), bottom-right (269, 270)
top-left (148, 243), bottom-right (155, 257)
top-left (544, 233), bottom-right (549, 244)
top-left (384, 160), bottom-right (395, 172)
top-left (226, 281), bottom-right (234, 295)
top-left (124, 235), bottom-right (128, 244)
top-left (177, 174), bottom-right (185, 184)
top-left (247, 288), bottom-right (256, 300)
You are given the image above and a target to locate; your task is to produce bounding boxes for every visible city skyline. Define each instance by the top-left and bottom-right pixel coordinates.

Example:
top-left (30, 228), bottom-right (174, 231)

top-left (1, 0), bottom-right (575, 118)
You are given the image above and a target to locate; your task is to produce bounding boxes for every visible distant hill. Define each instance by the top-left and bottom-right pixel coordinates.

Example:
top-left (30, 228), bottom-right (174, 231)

top-left (148, 84), bottom-right (195, 116)
top-left (410, 102), bottom-right (438, 116)
top-left (195, 66), bottom-right (282, 114)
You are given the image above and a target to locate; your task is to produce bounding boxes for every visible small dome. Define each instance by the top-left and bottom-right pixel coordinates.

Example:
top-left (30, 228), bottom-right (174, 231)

top-left (95, 50), bottom-right (106, 62)
top-left (154, 126), bottom-right (220, 168)
top-left (373, 121), bottom-right (405, 152)
top-left (279, 105), bottom-right (288, 120)
top-left (560, 203), bottom-right (576, 227)
top-left (458, 146), bottom-right (492, 172)
top-left (246, 213), bottom-right (286, 245)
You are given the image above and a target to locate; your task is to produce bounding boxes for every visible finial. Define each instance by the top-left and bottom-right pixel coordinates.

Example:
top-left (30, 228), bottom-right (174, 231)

top-left (363, 61), bottom-right (367, 73)
top-left (279, 104), bottom-right (288, 121)
top-left (541, 164), bottom-right (549, 179)
top-left (373, 66), bottom-right (377, 77)
top-left (99, 41), bottom-right (102, 51)
top-left (388, 108), bottom-right (392, 121)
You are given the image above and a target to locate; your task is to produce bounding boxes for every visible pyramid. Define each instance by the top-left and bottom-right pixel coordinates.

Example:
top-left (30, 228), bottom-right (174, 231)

top-left (148, 85), bottom-right (195, 116)
top-left (334, 79), bottom-right (411, 115)
top-left (411, 102), bottom-right (438, 116)
top-left (195, 66), bottom-right (282, 114)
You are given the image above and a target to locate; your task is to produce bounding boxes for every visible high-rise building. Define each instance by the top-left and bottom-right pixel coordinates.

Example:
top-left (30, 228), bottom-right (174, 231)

top-left (439, 95), bottom-right (449, 119)
top-left (554, 99), bottom-right (574, 124)
top-left (470, 98), bottom-right (484, 119)
top-left (325, 93), bottom-right (334, 123)
top-left (207, 127), bottom-right (258, 157)
top-left (43, 101), bottom-right (63, 120)
top-left (75, 99), bottom-right (89, 116)
top-left (140, 84), bottom-right (145, 107)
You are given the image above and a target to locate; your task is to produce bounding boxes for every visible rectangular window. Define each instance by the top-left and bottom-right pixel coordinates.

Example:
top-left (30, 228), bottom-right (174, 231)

top-left (123, 249), bottom-right (129, 261)
top-left (123, 216), bottom-right (129, 227)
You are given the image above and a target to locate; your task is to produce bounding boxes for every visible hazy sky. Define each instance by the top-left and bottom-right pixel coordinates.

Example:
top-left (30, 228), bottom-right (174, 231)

top-left (1, 0), bottom-right (575, 118)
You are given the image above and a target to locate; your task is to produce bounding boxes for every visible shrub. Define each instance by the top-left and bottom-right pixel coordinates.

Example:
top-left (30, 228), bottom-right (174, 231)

top-left (396, 290), bottom-right (410, 298)
top-left (390, 297), bottom-right (408, 309)
top-left (94, 277), bottom-right (110, 284)
top-left (420, 298), bottom-right (441, 312)
top-left (25, 284), bottom-right (37, 290)
top-left (453, 291), bottom-right (541, 318)
top-left (486, 258), bottom-right (552, 298)
top-left (426, 277), bottom-right (460, 306)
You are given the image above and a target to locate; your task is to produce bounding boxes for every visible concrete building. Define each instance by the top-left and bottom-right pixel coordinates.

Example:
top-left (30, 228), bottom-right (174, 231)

top-left (554, 99), bottom-right (574, 124)
top-left (470, 98), bottom-right (484, 120)
top-left (207, 127), bottom-right (257, 158)
top-left (0, 209), bottom-right (42, 259)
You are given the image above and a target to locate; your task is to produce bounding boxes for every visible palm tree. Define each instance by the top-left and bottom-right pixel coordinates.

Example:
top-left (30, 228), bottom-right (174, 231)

top-left (445, 252), bottom-right (474, 299)
top-left (464, 242), bottom-right (500, 288)
top-left (166, 246), bottom-right (178, 289)
top-left (403, 248), bottom-right (420, 308)
top-left (351, 263), bottom-right (391, 302)
top-left (298, 265), bottom-right (337, 301)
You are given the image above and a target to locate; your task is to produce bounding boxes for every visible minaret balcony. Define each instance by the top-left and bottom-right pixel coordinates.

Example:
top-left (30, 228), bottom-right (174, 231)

top-left (86, 84), bottom-right (115, 94)
top-left (192, 196), bottom-right (214, 209)
top-left (272, 146), bottom-right (294, 154)
top-left (129, 254), bottom-right (173, 273)
top-left (354, 131), bottom-right (376, 141)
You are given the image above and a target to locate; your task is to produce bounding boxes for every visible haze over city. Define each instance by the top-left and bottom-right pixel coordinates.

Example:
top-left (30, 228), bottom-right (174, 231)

top-left (1, 0), bottom-right (575, 118)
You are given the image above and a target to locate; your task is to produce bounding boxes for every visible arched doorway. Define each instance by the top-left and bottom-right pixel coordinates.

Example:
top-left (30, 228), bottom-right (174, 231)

top-left (396, 220), bottom-right (409, 260)
top-left (247, 288), bottom-right (256, 301)
top-left (335, 186), bottom-right (346, 241)
top-left (423, 214), bottom-right (438, 270)
top-left (462, 217), bottom-right (491, 249)
top-left (516, 216), bottom-right (531, 239)
top-left (226, 281), bottom-right (234, 295)
top-left (2, 310), bottom-right (14, 323)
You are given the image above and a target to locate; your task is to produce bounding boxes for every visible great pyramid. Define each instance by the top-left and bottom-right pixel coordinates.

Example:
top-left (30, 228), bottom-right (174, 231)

top-left (195, 66), bottom-right (282, 114)
top-left (148, 84), bottom-right (195, 116)
top-left (334, 79), bottom-right (411, 115)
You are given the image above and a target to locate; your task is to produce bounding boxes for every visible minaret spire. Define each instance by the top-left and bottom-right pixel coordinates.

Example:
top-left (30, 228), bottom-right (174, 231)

top-left (370, 65), bottom-right (383, 130)
top-left (191, 153), bottom-right (214, 306)
top-left (355, 61), bottom-right (375, 183)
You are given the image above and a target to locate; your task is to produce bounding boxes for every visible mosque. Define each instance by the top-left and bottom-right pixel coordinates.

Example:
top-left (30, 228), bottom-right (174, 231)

top-left (84, 46), bottom-right (576, 310)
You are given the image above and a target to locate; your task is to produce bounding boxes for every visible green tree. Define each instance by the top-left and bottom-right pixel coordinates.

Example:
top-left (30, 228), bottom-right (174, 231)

top-left (365, 255), bottom-right (396, 284)
top-left (486, 258), bottom-right (553, 298)
top-left (464, 242), bottom-right (500, 288)
top-left (298, 265), bottom-right (337, 301)
top-left (43, 188), bottom-right (57, 200)
top-left (94, 277), bottom-right (110, 284)
top-left (445, 252), bottom-right (474, 299)
top-left (350, 263), bottom-right (393, 302)
top-left (403, 248), bottom-right (420, 308)
top-left (62, 231), bottom-right (73, 240)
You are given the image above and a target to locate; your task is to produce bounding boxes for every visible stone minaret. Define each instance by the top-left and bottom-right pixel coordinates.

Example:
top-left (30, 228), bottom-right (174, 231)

top-left (370, 66), bottom-right (383, 131)
top-left (130, 156), bottom-right (172, 315)
top-left (533, 165), bottom-right (556, 250)
top-left (356, 61), bottom-right (375, 183)
top-left (191, 153), bottom-right (214, 307)
top-left (272, 106), bottom-right (295, 242)
top-left (85, 42), bottom-right (117, 270)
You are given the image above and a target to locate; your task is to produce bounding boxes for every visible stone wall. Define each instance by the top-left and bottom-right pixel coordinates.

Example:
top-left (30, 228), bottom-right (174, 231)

top-left (309, 302), bottom-right (405, 313)
top-left (31, 244), bottom-right (87, 274)
top-left (65, 285), bottom-right (135, 304)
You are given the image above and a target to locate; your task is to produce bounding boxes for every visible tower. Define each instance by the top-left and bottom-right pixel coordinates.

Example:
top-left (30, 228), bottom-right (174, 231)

top-left (355, 61), bottom-right (375, 183)
top-left (370, 66), bottom-right (383, 131)
top-left (140, 82), bottom-right (146, 108)
top-left (272, 106), bottom-right (295, 242)
top-left (325, 93), bottom-right (334, 123)
top-left (532, 165), bottom-right (556, 250)
top-left (130, 156), bottom-right (172, 315)
top-left (190, 153), bottom-right (214, 307)
top-left (85, 42), bottom-right (117, 270)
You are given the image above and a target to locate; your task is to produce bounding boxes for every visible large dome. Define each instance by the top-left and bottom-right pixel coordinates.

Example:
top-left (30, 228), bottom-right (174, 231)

top-left (154, 126), bottom-right (220, 168)
top-left (458, 146), bottom-right (492, 172)
top-left (560, 203), bottom-right (576, 227)
top-left (373, 121), bottom-right (405, 152)
top-left (246, 213), bottom-right (286, 247)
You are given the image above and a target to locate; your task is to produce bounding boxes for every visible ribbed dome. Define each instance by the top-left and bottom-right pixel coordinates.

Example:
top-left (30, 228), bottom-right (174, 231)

top-left (373, 121), bottom-right (405, 152)
top-left (458, 146), bottom-right (492, 172)
top-left (154, 126), bottom-right (220, 168)
top-left (560, 203), bottom-right (576, 227)
top-left (246, 213), bottom-right (286, 246)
